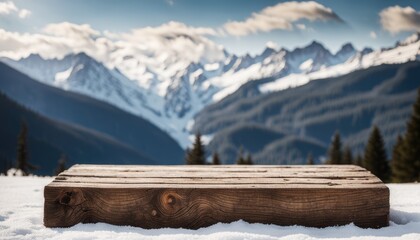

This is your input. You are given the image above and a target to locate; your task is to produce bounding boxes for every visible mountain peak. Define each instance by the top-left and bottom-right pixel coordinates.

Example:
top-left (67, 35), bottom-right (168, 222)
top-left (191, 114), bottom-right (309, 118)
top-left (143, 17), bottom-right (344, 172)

top-left (289, 40), bottom-right (328, 56)
top-left (71, 52), bottom-right (102, 66)
top-left (335, 43), bottom-right (356, 58)
top-left (23, 53), bottom-right (44, 61)
top-left (307, 40), bottom-right (325, 49)
top-left (300, 40), bottom-right (331, 55)
top-left (361, 47), bottom-right (373, 55)
top-left (260, 46), bottom-right (277, 58)
top-left (339, 43), bottom-right (355, 52)
top-left (74, 52), bottom-right (93, 61)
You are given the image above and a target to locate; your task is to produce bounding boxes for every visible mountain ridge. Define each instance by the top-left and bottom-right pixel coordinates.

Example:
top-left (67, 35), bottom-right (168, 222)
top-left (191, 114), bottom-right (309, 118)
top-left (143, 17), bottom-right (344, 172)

top-left (1, 33), bottom-right (419, 148)
top-left (193, 61), bottom-right (420, 164)
top-left (0, 62), bottom-right (184, 165)
top-left (0, 91), bottom-right (158, 175)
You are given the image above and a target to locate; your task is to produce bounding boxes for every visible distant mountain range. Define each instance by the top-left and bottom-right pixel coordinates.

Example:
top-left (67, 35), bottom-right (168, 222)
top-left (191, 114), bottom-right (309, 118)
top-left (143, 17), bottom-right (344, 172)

top-left (1, 33), bottom-right (419, 166)
top-left (2, 33), bottom-right (419, 148)
top-left (194, 62), bottom-right (420, 164)
top-left (0, 62), bottom-right (184, 174)
top-left (0, 91), bottom-right (158, 175)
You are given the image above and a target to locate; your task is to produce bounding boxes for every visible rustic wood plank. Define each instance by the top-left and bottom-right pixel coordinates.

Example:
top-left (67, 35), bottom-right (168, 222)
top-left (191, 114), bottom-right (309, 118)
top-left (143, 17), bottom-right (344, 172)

top-left (46, 181), bottom-right (387, 189)
top-left (44, 165), bottom-right (389, 229)
top-left (68, 164), bottom-right (365, 172)
top-left (60, 165), bottom-right (372, 178)
top-left (59, 172), bottom-right (374, 180)
top-left (53, 176), bottom-right (382, 185)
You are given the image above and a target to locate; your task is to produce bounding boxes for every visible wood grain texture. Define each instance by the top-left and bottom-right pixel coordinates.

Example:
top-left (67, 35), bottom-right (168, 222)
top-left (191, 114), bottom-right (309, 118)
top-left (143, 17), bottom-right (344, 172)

top-left (44, 165), bottom-right (389, 229)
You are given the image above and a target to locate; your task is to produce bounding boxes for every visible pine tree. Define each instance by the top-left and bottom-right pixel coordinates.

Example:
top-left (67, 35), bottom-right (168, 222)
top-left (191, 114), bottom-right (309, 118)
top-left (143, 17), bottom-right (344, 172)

top-left (307, 153), bottom-right (314, 165)
top-left (16, 122), bottom-right (35, 176)
top-left (363, 126), bottom-right (390, 182)
top-left (236, 147), bottom-right (247, 164)
top-left (185, 133), bottom-right (205, 165)
top-left (342, 146), bottom-right (353, 164)
top-left (212, 152), bottom-right (221, 165)
top-left (55, 154), bottom-right (67, 175)
top-left (245, 153), bottom-right (253, 165)
top-left (391, 135), bottom-right (408, 182)
top-left (397, 88), bottom-right (420, 182)
top-left (327, 131), bottom-right (342, 164)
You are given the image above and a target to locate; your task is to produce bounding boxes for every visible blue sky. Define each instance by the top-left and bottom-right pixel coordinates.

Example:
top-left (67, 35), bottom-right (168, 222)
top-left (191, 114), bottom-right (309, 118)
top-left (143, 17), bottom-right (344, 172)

top-left (1, 0), bottom-right (420, 55)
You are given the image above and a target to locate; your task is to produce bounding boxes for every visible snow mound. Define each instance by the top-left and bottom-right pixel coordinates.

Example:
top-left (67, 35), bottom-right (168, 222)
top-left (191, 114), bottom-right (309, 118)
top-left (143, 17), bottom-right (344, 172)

top-left (6, 168), bottom-right (27, 176)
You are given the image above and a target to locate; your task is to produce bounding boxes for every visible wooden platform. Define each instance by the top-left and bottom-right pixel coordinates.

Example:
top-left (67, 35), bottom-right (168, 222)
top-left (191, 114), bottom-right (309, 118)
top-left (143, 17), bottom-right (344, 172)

top-left (44, 164), bottom-right (389, 229)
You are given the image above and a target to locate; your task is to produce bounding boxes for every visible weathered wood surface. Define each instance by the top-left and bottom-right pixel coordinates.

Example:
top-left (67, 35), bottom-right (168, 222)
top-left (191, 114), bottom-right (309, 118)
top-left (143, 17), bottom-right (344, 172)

top-left (44, 164), bottom-right (389, 229)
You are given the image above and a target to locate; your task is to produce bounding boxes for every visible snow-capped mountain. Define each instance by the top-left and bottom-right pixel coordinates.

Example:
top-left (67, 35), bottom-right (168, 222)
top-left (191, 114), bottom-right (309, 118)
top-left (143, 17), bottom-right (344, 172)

top-left (259, 34), bottom-right (420, 93)
top-left (2, 33), bottom-right (419, 148)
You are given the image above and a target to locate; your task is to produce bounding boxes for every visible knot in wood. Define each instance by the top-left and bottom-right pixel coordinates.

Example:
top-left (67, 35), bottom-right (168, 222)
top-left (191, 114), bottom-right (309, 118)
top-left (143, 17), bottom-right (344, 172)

top-left (59, 192), bottom-right (72, 205)
top-left (158, 190), bottom-right (183, 213)
top-left (56, 189), bottom-right (86, 206)
top-left (166, 195), bottom-right (176, 205)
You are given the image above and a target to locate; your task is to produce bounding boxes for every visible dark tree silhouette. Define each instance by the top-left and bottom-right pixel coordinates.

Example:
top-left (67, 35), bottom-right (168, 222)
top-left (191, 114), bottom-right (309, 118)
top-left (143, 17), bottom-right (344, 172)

top-left (391, 135), bottom-right (407, 182)
top-left (245, 153), bottom-right (253, 165)
top-left (363, 126), bottom-right (390, 182)
top-left (185, 133), bottom-right (206, 165)
top-left (327, 131), bottom-right (342, 164)
top-left (237, 150), bottom-right (253, 165)
top-left (16, 122), bottom-right (36, 176)
top-left (236, 147), bottom-right (247, 164)
top-left (212, 152), bottom-right (221, 165)
top-left (396, 88), bottom-right (420, 182)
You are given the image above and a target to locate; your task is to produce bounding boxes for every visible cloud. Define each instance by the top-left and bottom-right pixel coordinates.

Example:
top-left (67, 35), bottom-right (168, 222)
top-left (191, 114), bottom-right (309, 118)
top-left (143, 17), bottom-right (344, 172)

top-left (18, 9), bottom-right (31, 19)
top-left (380, 6), bottom-right (420, 34)
top-left (0, 21), bottom-right (225, 65)
top-left (370, 31), bottom-right (377, 39)
top-left (0, 22), bottom-right (109, 60)
top-left (265, 41), bottom-right (278, 50)
top-left (113, 21), bottom-right (223, 64)
top-left (0, 1), bottom-right (31, 19)
top-left (43, 22), bottom-right (100, 38)
top-left (0, 1), bottom-right (17, 15)
top-left (222, 1), bottom-right (343, 36)
top-left (121, 21), bottom-right (217, 41)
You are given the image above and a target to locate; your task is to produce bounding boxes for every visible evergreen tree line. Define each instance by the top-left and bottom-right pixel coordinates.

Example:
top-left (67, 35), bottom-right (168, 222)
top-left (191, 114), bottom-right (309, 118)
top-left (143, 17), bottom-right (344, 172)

top-left (185, 133), bottom-right (253, 165)
top-left (1, 121), bottom-right (68, 176)
top-left (187, 88), bottom-right (420, 181)
top-left (324, 88), bottom-right (420, 183)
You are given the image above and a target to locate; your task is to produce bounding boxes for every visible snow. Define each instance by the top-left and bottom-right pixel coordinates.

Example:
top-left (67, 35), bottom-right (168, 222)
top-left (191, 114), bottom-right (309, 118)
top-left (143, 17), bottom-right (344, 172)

top-left (0, 176), bottom-right (419, 240)
top-left (54, 66), bottom-right (73, 89)
top-left (259, 38), bottom-right (420, 93)
top-left (211, 63), bottom-right (262, 101)
top-left (2, 34), bottom-right (419, 149)
top-left (188, 134), bottom-right (214, 145)
top-left (204, 63), bottom-right (219, 71)
top-left (299, 59), bottom-right (313, 72)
